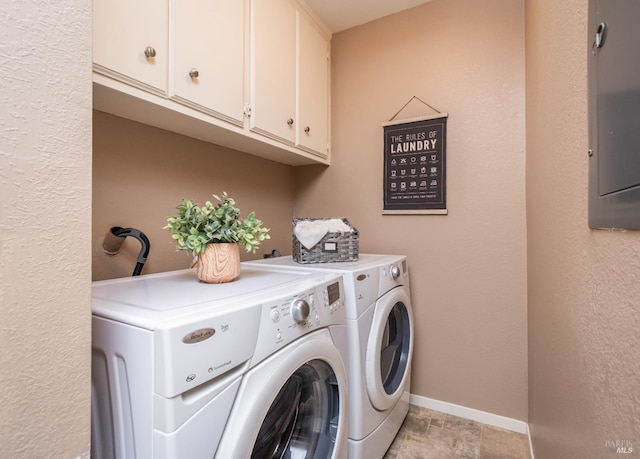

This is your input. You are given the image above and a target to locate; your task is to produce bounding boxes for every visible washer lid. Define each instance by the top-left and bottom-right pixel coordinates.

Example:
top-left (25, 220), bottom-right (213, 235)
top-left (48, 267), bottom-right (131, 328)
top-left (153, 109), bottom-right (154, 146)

top-left (92, 268), bottom-right (316, 327)
top-left (244, 253), bottom-right (405, 271)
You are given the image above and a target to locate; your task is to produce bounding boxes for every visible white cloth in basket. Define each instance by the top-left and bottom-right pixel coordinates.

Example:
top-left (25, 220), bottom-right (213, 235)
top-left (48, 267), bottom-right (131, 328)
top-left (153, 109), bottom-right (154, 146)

top-left (294, 219), bottom-right (353, 250)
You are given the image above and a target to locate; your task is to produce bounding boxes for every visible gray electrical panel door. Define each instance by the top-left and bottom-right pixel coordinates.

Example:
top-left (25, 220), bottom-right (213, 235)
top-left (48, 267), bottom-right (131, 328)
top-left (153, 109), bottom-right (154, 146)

top-left (588, 0), bottom-right (640, 229)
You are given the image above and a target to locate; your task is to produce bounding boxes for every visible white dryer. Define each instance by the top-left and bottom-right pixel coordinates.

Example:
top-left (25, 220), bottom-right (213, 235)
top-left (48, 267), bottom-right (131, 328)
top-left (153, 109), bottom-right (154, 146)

top-left (244, 254), bottom-right (414, 459)
top-left (91, 266), bottom-right (349, 459)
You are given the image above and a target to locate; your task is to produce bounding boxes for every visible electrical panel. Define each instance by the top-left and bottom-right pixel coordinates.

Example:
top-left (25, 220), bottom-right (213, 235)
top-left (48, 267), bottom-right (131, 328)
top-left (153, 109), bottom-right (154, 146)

top-left (588, 0), bottom-right (640, 229)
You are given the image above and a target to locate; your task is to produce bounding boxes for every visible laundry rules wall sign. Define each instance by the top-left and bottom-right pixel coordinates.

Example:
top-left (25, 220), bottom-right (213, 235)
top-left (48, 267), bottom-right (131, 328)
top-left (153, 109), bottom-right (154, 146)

top-left (382, 114), bottom-right (448, 214)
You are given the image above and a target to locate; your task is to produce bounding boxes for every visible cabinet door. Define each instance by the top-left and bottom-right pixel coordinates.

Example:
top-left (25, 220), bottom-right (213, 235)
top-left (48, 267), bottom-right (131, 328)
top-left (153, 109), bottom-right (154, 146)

top-left (172, 0), bottom-right (245, 126)
top-left (93, 0), bottom-right (168, 95)
top-left (297, 12), bottom-right (329, 157)
top-left (250, 0), bottom-right (297, 145)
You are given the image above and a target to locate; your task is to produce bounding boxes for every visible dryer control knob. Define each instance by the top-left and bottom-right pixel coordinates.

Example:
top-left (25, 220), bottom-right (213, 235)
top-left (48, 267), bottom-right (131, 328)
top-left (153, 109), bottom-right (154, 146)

top-left (291, 299), bottom-right (310, 323)
top-left (390, 265), bottom-right (401, 280)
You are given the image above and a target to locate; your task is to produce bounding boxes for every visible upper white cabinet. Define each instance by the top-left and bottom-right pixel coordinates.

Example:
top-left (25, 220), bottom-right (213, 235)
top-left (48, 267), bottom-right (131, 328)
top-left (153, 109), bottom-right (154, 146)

top-left (171, 0), bottom-right (245, 126)
top-left (92, 0), bottom-right (330, 166)
top-left (250, 0), bottom-right (297, 145)
top-left (297, 11), bottom-right (330, 156)
top-left (250, 0), bottom-right (330, 158)
top-left (93, 0), bottom-right (168, 95)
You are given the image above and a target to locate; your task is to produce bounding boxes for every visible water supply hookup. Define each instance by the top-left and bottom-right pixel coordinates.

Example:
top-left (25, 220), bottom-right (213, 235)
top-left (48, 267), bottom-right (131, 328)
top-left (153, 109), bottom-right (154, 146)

top-left (102, 226), bottom-right (150, 276)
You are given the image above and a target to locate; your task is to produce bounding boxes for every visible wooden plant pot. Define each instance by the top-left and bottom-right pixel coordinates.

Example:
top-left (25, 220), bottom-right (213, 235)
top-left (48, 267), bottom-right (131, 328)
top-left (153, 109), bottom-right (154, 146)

top-left (197, 242), bottom-right (241, 284)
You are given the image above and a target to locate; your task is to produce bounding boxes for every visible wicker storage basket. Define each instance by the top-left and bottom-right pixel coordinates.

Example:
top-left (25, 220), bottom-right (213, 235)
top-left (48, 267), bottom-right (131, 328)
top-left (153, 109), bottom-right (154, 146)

top-left (292, 218), bottom-right (359, 264)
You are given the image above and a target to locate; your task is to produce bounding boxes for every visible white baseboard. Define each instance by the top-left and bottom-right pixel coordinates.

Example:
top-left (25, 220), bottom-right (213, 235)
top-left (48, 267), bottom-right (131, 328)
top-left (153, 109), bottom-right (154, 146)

top-left (409, 394), bottom-right (529, 435)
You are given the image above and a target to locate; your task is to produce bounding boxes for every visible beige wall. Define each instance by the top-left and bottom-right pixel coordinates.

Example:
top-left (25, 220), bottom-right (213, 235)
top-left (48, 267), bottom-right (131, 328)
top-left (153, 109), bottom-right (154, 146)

top-left (526, 1), bottom-right (640, 457)
top-left (0, 1), bottom-right (92, 457)
top-left (11, 1), bottom-right (638, 457)
top-left (92, 111), bottom-right (295, 281)
top-left (295, 0), bottom-right (528, 421)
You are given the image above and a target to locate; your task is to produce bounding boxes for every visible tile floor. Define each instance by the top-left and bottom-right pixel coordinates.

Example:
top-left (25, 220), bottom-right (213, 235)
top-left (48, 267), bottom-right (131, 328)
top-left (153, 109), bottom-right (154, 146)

top-left (382, 405), bottom-right (531, 459)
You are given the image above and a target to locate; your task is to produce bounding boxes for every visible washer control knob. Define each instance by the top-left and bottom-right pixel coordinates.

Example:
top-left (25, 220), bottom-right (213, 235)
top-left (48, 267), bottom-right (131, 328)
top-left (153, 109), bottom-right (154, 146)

top-left (390, 265), bottom-right (401, 280)
top-left (291, 299), bottom-right (310, 323)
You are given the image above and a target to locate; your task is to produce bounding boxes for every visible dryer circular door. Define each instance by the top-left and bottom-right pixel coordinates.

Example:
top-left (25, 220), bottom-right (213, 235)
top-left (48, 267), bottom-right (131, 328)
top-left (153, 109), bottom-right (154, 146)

top-left (215, 329), bottom-right (348, 459)
top-left (365, 286), bottom-right (414, 412)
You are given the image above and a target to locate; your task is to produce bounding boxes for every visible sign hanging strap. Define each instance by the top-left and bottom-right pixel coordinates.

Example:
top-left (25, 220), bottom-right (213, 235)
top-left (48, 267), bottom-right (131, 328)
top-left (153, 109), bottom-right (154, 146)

top-left (388, 96), bottom-right (442, 122)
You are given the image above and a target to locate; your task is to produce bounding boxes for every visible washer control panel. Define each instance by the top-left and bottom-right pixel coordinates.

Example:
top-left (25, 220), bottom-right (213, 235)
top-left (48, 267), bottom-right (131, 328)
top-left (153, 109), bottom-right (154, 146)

top-left (251, 274), bottom-right (346, 365)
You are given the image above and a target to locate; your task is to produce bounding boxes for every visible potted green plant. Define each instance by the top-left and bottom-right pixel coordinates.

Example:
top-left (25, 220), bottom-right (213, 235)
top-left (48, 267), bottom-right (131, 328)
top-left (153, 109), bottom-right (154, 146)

top-left (165, 193), bottom-right (270, 283)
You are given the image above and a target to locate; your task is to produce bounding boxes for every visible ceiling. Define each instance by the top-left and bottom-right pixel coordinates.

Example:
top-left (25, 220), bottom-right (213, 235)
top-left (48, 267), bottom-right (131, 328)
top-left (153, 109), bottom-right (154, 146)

top-left (305, 0), bottom-right (433, 33)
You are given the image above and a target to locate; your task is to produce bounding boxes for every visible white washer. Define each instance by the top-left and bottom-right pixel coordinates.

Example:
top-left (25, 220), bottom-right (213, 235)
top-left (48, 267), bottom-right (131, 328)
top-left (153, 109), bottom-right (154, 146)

top-left (244, 254), bottom-right (414, 459)
top-left (91, 266), bottom-right (349, 459)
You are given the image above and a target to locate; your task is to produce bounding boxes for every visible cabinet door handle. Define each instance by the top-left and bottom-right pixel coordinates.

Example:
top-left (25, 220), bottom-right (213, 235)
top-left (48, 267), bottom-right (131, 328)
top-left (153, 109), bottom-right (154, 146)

top-left (189, 68), bottom-right (199, 78)
top-left (287, 118), bottom-right (294, 126)
top-left (144, 46), bottom-right (157, 58)
top-left (304, 126), bottom-right (310, 133)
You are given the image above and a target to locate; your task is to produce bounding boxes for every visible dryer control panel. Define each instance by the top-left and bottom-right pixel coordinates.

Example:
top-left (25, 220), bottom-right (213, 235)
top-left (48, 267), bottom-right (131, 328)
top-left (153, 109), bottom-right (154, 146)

top-left (251, 274), bottom-right (346, 365)
top-left (379, 259), bottom-right (410, 296)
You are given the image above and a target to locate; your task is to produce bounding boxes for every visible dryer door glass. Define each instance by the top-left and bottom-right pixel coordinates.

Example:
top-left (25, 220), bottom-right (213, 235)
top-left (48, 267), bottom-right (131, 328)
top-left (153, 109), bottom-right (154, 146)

top-left (251, 359), bottom-right (340, 459)
top-left (380, 301), bottom-right (411, 395)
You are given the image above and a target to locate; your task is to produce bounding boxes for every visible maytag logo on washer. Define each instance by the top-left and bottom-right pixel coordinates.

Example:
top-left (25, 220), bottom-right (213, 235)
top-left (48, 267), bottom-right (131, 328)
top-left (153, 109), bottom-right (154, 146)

top-left (183, 328), bottom-right (215, 344)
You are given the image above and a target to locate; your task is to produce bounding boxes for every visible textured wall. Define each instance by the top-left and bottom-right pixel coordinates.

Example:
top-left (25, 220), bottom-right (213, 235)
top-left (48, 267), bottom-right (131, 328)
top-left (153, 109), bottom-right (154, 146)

top-left (92, 111), bottom-right (296, 280)
top-left (295, 0), bottom-right (528, 421)
top-left (526, 1), bottom-right (640, 457)
top-left (0, 1), bottom-right (92, 457)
